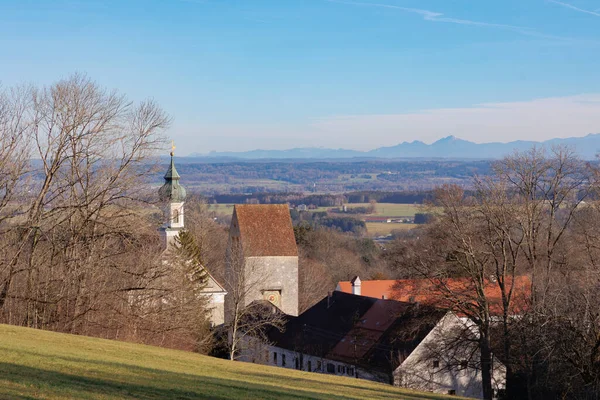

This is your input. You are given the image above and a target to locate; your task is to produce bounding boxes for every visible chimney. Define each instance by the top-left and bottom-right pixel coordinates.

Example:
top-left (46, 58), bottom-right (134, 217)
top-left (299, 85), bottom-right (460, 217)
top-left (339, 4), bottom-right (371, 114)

top-left (350, 276), bottom-right (361, 296)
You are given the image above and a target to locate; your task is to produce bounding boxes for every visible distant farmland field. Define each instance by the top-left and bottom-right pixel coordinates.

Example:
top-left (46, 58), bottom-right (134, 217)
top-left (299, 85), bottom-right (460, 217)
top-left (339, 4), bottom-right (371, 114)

top-left (207, 203), bottom-right (423, 217)
top-left (347, 203), bottom-right (422, 217)
top-left (366, 222), bottom-right (418, 236)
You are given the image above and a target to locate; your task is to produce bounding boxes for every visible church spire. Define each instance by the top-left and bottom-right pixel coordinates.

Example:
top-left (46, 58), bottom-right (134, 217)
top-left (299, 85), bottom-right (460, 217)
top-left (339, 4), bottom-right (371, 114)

top-left (159, 142), bottom-right (186, 203)
top-left (159, 142), bottom-right (186, 250)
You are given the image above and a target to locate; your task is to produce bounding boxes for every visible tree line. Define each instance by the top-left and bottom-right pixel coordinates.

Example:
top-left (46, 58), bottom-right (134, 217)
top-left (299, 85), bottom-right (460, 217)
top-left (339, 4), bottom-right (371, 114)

top-left (390, 147), bottom-right (600, 399)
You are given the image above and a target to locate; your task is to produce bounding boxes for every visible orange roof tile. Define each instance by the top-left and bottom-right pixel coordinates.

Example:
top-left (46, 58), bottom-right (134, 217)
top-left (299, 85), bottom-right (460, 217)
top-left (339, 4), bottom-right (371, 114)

top-left (233, 204), bottom-right (298, 257)
top-left (337, 276), bottom-right (532, 316)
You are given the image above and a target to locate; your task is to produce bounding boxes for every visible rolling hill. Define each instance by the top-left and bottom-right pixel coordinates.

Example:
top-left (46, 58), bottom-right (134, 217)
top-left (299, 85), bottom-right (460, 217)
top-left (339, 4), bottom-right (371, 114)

top-left (0, 324), bottom-right (460, 399)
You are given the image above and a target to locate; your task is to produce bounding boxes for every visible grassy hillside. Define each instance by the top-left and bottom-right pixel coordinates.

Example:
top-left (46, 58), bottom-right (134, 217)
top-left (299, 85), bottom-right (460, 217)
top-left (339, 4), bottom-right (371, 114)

top-left (0, 324), bottom-right (460, 400)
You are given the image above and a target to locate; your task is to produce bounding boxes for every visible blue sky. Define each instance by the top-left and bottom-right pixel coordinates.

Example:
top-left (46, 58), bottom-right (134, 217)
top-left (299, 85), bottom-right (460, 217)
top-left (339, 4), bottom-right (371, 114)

top-left (1, 0), bottom-right (599, 154)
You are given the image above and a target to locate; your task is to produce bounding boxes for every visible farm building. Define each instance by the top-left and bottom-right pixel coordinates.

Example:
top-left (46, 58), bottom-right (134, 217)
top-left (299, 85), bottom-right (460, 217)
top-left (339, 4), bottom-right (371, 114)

top-left (240, 291), bottom-right (506, 399)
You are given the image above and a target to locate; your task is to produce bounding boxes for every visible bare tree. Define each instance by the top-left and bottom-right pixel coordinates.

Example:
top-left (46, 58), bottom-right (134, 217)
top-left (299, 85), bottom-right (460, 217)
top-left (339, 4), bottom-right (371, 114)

top-left (223, 243), bottom-right (285, 361)
top-left (394, 146), bottom-right (595, 399)
top-left (0, 74), bottom-right (170, 335)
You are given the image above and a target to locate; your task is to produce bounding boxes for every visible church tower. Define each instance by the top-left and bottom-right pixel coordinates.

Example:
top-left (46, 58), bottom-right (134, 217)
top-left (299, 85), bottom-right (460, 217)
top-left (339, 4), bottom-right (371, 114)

top-left (225, 204), bottom-right (299, 322)
top-left (158, 145), bottom-right (187, 250)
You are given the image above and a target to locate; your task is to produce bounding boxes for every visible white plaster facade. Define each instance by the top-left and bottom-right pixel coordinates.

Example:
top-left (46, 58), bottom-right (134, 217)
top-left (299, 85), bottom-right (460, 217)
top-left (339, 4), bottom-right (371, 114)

top-left (157, 154), bottom-right (226, 327)
top-left (243, 310), bottom-right (506, 399)
top-left (394, 312), bottom-right (506, 399)
top-left (203, 273), bottom-right (226, 326)
top-left (239, 340), bottom-right (388, 383)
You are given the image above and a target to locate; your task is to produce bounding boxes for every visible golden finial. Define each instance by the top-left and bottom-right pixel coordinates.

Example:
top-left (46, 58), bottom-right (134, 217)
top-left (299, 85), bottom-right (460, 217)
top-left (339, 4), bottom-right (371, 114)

top-left (170, 140), bottom-right (176, 157)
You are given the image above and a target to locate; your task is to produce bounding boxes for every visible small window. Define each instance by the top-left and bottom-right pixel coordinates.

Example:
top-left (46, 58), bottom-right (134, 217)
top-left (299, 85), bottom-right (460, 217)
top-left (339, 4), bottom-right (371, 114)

top-left (460, 360), bottom-right (468, 369)
top-left (282, 354), bottom-right (286, 367)
top-left (173, 209), bottom-right (180, 223)
top-left (337, 365), bottom-right (342, 373)
top-left (327, 363), bottom-right (335, 373)
top-left (433, 360), bottom-right (440, 368)
top-left (347, 367), bottom-right (354, 376)
top-left (295, 357), bottom-right (299, 370)
top-left (448, 389), bottom-right (456, 395)
top-left (273, 352), bottom-right (277, 364)
top-left (317, 360), bottom-right (322, 370)
top-left (307, 361), bottom-right (312, 371)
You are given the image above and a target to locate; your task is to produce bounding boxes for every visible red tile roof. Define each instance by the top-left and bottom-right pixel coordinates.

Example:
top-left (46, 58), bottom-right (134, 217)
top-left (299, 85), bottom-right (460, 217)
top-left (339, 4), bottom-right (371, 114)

top-left (233, 204), bottom-right (298, 257)
top-left (337, 276), bottom-right (532, 316)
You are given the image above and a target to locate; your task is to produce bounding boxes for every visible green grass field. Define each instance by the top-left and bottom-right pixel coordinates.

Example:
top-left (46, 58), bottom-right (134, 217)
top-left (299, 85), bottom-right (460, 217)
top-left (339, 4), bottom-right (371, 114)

top-left (206, 203), bottom-right (236, 216)
top-left (0, 324), bottom-right (460, 399)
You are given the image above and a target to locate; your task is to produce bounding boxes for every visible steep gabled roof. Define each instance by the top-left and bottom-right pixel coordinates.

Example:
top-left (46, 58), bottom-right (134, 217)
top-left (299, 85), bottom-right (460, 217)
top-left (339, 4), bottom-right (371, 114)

top-left (233, 204), bottom-right (298, 257)
top-left (267, 291), bottom-right (445, 373)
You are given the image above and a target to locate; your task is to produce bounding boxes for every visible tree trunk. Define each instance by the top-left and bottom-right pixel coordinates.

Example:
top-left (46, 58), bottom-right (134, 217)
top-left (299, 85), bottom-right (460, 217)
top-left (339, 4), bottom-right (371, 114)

top-left (480, 333), bottom-right (494, 400)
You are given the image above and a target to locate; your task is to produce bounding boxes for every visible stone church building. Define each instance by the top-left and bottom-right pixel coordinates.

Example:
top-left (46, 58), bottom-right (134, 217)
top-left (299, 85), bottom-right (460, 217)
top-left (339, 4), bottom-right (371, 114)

top-left (156, 150), bottom-right (299, 326)
top-left (225, 204), bottom-right (299, 322)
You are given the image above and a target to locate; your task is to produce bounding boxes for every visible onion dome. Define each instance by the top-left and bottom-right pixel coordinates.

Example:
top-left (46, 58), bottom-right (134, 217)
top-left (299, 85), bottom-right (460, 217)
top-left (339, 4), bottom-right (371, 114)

top-left (158, 152), bottom-right (186, 202)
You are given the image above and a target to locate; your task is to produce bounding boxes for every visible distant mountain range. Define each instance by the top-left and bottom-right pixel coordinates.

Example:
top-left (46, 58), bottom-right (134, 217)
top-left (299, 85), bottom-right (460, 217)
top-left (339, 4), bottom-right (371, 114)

top-left (190, 134), bottom-right (600, 160)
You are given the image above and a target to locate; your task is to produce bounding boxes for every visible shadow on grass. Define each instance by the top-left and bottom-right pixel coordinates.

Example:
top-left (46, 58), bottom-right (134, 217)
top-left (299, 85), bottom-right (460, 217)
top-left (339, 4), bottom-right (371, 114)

top-left (0, 344), bottom-right (452, 399)
top-left (233, 370), bottom-right (452, 400)
top-left (0, 361), bottom-right (354, 400)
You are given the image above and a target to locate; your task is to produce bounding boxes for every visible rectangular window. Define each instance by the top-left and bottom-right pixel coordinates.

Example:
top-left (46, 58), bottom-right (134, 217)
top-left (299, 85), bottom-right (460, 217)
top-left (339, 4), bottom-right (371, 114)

top-left (282, 354), bottom-right (286, 367)
top-left (307, 361), bottom-right (312, 371)
top-left (327, 363), bottom-right (335, 373)
top-left (295, 357), bottom-right (299, 370)
top-left (460, 360), bottom-right (468, 369)
top-left (317, 361), bottom-right (322, 371)
top-left (273, 352), bottom-right (277, 364)
top-left (347, 367), bottom-right (354, 376)
top-left (433, 360), bottom-right (440, 368)
top-left (448, 390), bottom-right (456, 395)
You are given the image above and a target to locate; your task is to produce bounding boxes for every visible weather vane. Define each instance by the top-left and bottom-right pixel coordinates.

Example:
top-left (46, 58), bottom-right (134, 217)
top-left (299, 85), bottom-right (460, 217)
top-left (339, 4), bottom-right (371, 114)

top-left (170, 140), bottom-right (176, 157)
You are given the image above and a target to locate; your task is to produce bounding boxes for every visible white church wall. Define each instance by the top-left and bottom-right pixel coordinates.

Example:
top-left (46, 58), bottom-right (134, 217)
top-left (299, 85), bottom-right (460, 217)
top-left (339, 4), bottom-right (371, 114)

top-left (205, 292), bottom-right (225, 326)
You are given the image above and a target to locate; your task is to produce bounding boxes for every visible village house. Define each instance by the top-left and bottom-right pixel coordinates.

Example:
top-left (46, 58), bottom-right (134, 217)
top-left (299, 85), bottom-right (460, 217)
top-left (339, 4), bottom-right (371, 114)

top-left (224, 204), bottom-right (299, 322)
top-left (158, 149), bottom-right (227, 326)
top-left (241, 290), bottom-right (506, 399)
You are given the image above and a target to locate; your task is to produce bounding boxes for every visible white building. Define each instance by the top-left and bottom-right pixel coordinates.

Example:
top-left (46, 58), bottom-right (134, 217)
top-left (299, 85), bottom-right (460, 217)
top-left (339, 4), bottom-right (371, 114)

top-left (158, 150), bottom-right (227, 326)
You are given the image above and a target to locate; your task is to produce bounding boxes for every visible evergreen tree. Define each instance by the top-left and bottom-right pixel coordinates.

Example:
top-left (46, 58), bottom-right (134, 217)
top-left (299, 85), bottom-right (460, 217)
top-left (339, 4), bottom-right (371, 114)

top-left (173, 229), bottom-right (208, 289)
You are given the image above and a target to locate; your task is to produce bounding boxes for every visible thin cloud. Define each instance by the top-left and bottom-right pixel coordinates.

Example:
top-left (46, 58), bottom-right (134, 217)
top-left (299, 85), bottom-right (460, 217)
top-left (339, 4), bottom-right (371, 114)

top-left (312, 94), bottom-right (600, 148)
top-left (547, 0), bottom-right (600, 17)
top-left (327, 0), bottom-right (566, 40)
